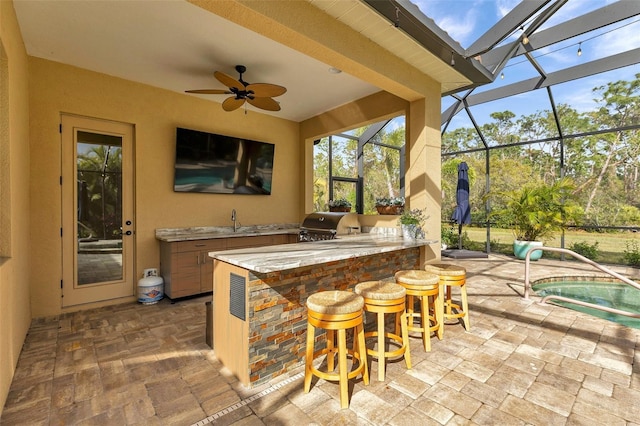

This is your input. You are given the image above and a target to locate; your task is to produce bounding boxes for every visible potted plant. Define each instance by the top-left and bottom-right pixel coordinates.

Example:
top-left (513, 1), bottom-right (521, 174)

top-left (328, 198), bottom-right (352, 212)
top-left (398, 207), bottom-right (428, 239)
top-left (490, 177), bottom-right (582, 260)
top-left (375, 196), bottom-right (405, 215)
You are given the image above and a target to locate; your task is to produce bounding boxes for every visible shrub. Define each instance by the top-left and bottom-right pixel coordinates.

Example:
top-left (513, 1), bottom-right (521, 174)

top-left (569, 241), bottom-right (599, 260)
top-left (623, 240), bottom-right (640, 266)
top-left (440, 225), bottom-right (458, 247)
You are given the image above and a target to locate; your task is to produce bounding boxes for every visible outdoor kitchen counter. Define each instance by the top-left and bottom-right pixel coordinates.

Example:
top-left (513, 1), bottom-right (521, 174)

top-left (209, 233), bottom-right (438, 273)
top-left (155, 223), bottom-right (300, 242)
top-left (210, 233), bottom-right (438, 388)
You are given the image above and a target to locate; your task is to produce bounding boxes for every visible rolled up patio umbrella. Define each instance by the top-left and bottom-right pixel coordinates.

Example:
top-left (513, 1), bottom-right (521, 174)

top-left (451, 161), bottom-right (471, 249)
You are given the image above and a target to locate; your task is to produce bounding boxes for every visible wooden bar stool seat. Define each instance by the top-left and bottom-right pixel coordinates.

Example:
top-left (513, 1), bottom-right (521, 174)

top-left (354, 281), bottom-right (411, 381)
top-left (394, 270), bottom-right (441, 352)
top-left (304, 290), bottom-right (369, 409)
top-left (424, 263), bottom-right (469, 337)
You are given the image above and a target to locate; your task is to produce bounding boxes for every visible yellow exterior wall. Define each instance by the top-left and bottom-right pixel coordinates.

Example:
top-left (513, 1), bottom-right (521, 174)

top-left (28, 57), bottom-right (301, 318)
top-left (0, 0), bottom-right (32, 415)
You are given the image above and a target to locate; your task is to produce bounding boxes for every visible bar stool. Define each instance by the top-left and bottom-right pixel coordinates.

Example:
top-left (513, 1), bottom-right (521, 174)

top-left (354, 281), bottom-right (411, 381)
top-left (424, 263), bottom-right (469, 336)
top-left (394, 270), bottom-right (441, 352)
top-left (304, 290), bottom-right (369, 409)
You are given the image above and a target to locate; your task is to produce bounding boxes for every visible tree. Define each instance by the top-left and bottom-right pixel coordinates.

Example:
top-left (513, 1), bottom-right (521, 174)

top-left (582, 75), bottom-right (640, 216)
top-left (77, 143), bottom-right (122, 239)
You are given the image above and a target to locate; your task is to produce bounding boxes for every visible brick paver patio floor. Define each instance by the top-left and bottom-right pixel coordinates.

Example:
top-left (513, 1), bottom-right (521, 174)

top-left (2, 253), bottom-right (639, 425)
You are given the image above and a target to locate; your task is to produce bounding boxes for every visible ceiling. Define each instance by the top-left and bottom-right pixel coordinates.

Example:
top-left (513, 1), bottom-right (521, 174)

top-left (12, 0), bottom-right (471, 122)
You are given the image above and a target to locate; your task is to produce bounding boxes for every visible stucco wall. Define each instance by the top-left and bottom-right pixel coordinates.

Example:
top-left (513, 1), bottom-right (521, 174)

top-left (28, 57), bottom-right (301, 318)
top-left (0, 0), bottom-right (32, 415)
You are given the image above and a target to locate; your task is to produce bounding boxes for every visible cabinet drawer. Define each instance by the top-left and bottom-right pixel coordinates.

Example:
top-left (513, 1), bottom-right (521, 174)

top-left (226, 235), bottom-right (273, 249)
top-left (270, 234), bottom-right (290, 245)
top-left (176, 239), bottom-right (226, 253)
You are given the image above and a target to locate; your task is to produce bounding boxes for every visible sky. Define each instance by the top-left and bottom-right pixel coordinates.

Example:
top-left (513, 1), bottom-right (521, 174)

top-left (412, 0), bottom-right (640, 131)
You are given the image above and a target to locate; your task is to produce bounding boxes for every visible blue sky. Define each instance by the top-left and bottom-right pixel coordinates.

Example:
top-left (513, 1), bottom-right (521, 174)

top-left (413, 0), bottom-right (640, 131)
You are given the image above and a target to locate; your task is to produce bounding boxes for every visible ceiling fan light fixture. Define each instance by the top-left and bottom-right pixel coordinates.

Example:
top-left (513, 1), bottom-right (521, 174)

top-left (186, 64), bottom-right (286, 113)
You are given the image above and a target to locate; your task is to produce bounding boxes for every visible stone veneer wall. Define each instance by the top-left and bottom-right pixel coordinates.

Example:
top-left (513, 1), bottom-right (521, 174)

top-left (245, 247), bottom-right (421, 386)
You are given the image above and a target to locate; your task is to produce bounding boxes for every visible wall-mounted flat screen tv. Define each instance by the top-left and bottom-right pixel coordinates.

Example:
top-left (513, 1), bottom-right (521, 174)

top-left (173, 127), bottom-right (275, 195)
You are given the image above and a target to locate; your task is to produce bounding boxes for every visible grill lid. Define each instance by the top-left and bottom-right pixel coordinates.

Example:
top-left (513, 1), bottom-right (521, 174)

top-left (300, 212), bottom-right (360, 236)
top-left (301, 212), bottom-right (348, 231)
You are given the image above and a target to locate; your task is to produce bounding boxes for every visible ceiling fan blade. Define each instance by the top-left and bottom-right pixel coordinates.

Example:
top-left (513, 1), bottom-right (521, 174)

top-left (222, 97), bottom-right (246, 112)
top-left (185, 89), bottom-right (232, 94)
top-left (214, 71), bottom-right (243, 90)
top-left (246, 83), bottom-right (287, 98)
top-left (247, 96), bottom-right (281, 111)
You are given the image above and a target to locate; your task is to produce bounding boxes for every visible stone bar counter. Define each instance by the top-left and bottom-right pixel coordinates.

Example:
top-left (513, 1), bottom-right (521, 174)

top-left (209, 233), bottom-right (438, 388)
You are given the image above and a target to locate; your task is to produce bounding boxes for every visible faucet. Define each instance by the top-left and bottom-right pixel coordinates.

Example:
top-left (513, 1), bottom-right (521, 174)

top-left (231, 209), bottom-right (238, 232)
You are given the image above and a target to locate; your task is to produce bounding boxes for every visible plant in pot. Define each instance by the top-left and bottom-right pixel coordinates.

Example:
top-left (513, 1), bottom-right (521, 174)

top-left (375, 196), bottom-right (405, 215)
top-left (398, 207), bottom-right (428, 239)
top-left (328, 198), bottom-right (352, 212)
top-left (489, 177), bottom-right (582, 260)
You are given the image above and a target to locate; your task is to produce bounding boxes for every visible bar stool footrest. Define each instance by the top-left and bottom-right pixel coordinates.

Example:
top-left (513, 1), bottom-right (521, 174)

top-left (310, 348), bottom-right (366, 382)
top-left (406, 312), bottom-right (438, 334)
top-left (444, 301), bottom-right (466, 319)
top-left (364, 331), bottom-right (406, 359)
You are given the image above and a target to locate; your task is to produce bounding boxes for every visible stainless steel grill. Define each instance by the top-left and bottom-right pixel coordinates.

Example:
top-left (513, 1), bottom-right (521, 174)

top-left (299, 212), bottom-right (360, 242)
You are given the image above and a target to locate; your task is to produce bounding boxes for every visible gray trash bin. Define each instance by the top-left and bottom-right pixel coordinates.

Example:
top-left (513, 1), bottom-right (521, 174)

top-left (205, 300), bottom-right (213, 349)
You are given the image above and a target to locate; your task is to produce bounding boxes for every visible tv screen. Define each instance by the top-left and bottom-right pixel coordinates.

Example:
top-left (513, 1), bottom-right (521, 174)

top-left (173, 127), bottom-right (275, 195)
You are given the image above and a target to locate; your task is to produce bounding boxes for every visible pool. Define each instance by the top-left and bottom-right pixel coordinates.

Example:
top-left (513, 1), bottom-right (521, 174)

top-left (532, 276), bottom-right (640, 329)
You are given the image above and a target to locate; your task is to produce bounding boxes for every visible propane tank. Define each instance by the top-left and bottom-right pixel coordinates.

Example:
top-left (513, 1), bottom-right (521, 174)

top-left (137, 268), bottom-right (163, 304)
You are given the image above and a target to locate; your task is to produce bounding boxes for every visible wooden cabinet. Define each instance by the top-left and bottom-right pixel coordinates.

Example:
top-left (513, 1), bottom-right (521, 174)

top-left (160, 239), bottom-right (226, 299)
top-left (159, 233), bottom-right (295, 300)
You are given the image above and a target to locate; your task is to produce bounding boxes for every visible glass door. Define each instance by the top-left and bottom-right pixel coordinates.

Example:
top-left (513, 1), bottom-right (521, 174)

top-left (61, 115), bottom-right (134, 307)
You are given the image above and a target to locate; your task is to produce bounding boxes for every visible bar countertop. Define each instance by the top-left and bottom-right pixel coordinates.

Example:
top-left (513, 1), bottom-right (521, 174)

top-left (209, 233), bottom-right (438, 274)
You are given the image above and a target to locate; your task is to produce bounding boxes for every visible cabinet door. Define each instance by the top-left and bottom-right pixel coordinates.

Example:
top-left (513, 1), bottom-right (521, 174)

top-left (173, 251), bottom-right (202, 298)
top-left (200, 251), bottom-right (214, 293)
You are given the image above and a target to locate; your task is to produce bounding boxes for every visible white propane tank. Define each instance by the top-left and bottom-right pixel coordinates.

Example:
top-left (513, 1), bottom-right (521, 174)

top-left (138, 268), bottom-right (163, 304)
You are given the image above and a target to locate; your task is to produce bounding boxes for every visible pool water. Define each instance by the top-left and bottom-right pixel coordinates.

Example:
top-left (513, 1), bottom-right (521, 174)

top-left (532, 278), bottom-right (640, 329)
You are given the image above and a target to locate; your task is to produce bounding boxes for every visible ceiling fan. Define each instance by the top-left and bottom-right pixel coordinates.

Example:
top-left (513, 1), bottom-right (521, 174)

top-left (186, 65), bottom-right (287, 112)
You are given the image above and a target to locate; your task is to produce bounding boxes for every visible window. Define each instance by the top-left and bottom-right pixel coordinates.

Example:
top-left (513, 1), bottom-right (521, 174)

top-left (313, 116), bottom-right (405, 213)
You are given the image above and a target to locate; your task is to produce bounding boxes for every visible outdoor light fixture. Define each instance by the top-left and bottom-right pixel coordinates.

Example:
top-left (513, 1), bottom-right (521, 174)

top-left (500, 72), bottom-right (504, 79)
top-left (520, 27), bottom-right (529, 45)
top-left (577, 42), bottom-right (582, 56)
top-left (450, 52), bottom-right (455, 66)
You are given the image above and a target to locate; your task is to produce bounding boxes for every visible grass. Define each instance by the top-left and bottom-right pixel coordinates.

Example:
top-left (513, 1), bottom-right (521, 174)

top-left (457, 226), bottom-right (640, 265)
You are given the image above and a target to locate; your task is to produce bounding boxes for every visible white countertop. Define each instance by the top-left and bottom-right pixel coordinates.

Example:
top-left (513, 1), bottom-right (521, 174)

top-left (209, 234), bottom-right (438, 273)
